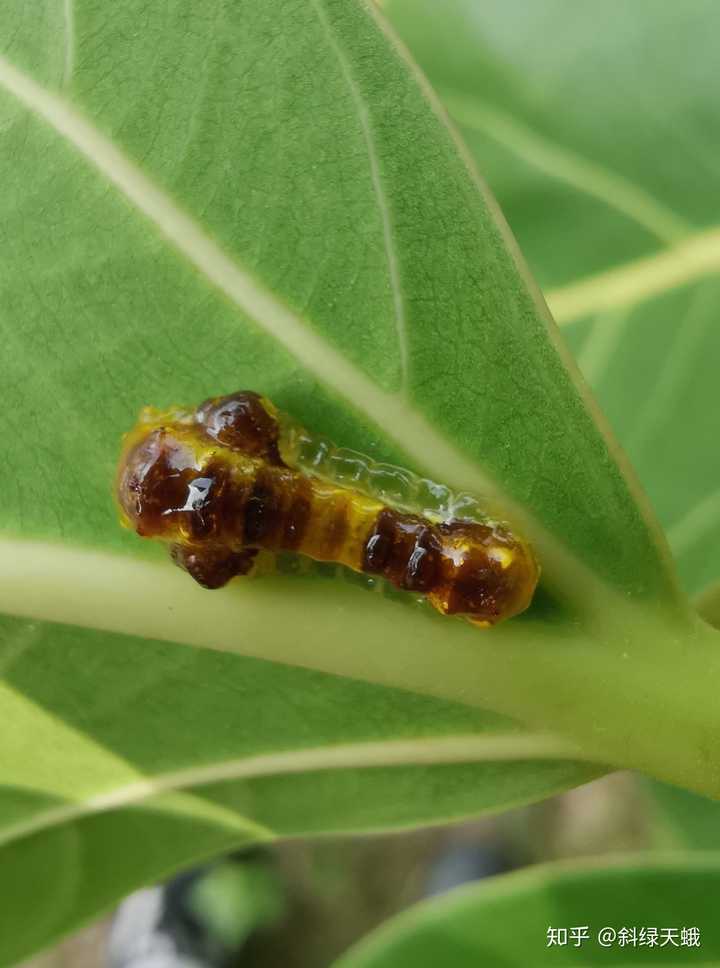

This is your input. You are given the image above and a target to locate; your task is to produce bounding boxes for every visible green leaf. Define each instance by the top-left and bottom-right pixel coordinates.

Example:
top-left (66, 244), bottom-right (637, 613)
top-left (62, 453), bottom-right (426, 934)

top-left (0, 614), bottom-right (600, 964)
top-left (2, 0), bottom-right (720, 960)
top-left (332, 853), bottom-right (720, 967)
top-left (646, 780), bottom-right (720, 851)
top-left (697, 581), bottom-right (720, 629)
top-left (384, 0), bottom-right (720, 598)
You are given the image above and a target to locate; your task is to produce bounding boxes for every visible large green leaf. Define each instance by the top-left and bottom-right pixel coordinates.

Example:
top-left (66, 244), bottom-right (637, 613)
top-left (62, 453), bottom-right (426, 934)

top-left (333, 853), bottom-right (720, 967)
top-left (2, 0), bottom-right (719, 961)
top-left (0, 615), bottom-right (601, 966)
top-left (384, 0), bottom-right (720, 598)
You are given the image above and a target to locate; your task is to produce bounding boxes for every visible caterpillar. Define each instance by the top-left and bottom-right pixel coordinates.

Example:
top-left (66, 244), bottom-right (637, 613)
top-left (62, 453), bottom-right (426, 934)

top-left (115, 391), bottom-right (539, 627)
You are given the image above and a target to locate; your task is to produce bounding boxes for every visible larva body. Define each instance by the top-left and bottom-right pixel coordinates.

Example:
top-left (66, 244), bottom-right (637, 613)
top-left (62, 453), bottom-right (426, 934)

top-left (116, 392), bottom-right (539, 627)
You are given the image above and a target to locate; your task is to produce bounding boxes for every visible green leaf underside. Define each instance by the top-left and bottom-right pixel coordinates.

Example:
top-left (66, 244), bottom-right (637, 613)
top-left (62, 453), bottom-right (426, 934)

top-left (333, 853), bottom-right (720, 967)
top-left (647, 779), bottom-right (720, 852)
top-left (0, 614), bottom-right (600, 965)
top-left (384, 0), bottom-right (720, 598)
top-left (0, 0), bottom-right (672, 594)
top-left (0, 0), bottom-right (713, 958)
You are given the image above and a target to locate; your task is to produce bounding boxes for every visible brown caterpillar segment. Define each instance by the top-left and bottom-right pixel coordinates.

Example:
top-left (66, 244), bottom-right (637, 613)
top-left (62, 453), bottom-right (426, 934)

top-left (170, 544), bottom-right (258, 589)
top-left (196, 390), bottom-right (283, 464)
top-left (116, 391), bottom-right (539, 627)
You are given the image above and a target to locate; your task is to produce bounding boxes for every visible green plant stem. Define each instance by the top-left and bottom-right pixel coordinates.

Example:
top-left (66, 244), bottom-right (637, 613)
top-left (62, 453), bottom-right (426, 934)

top-left (482, 612), bottom-right (720, 800)
top-left (3, 541), bottom-right (720, 801)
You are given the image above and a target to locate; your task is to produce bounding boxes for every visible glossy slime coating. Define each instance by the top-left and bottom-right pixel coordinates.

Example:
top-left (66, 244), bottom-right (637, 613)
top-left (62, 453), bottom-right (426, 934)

top-left (116, 392), bottom-right (539, 627)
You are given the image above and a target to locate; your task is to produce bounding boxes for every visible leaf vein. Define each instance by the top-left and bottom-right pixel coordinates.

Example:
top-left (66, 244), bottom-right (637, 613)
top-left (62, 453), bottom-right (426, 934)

top-left (444, 92), bottom-right (690, 246)
top-left (309, 0), bottom-right (409, 393)
top-left (548, 227), bottom-right (720, 325)
top-left (0, 732), bottom-right (585, 849)
top-left (62, 0), bottom-right (74, 89)
top-left (668, 487), bottom-right (720, 558)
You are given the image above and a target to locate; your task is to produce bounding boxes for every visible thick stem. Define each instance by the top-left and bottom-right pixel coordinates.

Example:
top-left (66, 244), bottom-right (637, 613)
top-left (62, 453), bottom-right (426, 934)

top-left (474, 612), bottom-right (720, 799)
top-left (4, 541), bottom-right (720, 798)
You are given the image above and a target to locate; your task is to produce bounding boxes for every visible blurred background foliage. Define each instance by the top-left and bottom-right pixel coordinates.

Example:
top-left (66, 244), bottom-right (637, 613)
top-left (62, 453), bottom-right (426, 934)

top-left (384, 0), bottom-right (720, 600)
top-left (19, 1), bottom-right (720, 965)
